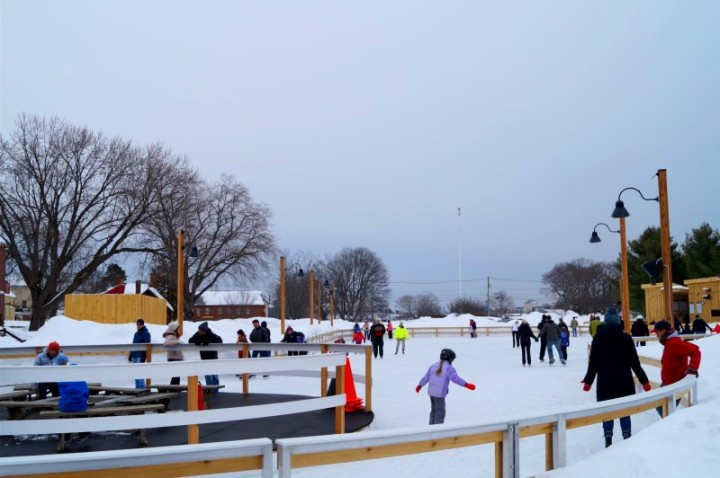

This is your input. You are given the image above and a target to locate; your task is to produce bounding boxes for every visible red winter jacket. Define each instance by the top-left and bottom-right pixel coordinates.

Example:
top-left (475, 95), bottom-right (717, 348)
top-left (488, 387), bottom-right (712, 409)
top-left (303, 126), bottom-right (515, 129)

top-left (661, 336), bottom-right (701, 385)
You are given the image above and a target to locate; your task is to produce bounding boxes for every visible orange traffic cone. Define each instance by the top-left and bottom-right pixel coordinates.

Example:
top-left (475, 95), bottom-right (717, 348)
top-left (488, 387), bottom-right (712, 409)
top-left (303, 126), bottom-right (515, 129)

top-left (344, 356), bottom-right (364, 412)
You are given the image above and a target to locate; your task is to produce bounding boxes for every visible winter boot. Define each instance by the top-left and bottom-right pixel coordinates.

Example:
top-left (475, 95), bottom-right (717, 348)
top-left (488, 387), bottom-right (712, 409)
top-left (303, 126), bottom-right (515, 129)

top-left (622, 430), bottom-right (631, 440)
top-left (604, 435), bottom-right (612, 448)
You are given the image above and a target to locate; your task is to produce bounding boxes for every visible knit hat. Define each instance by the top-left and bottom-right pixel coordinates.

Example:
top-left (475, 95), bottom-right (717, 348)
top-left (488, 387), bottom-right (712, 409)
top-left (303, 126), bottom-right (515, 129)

top-left (198, 322), bottom-right (209, 331)
top-left (167, 321), bottom-right (179, 332)
top-left (47, 341), bottom-right (60, 353)
top-left (603, 307), bottom-right (621, 325)
top-left (237, 329), bottom-right (245, 335)
top-left (55, 354), bottom-right (69, 365)
top-left (286, 326), bottom-right (293, 332)
top-left (136, 318), bottom-right (145, 325)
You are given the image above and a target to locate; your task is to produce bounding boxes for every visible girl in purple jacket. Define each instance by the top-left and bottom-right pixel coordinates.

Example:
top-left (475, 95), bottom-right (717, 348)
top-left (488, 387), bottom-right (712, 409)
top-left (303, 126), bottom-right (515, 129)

top-left (416, 348), bottom-right (475, 424)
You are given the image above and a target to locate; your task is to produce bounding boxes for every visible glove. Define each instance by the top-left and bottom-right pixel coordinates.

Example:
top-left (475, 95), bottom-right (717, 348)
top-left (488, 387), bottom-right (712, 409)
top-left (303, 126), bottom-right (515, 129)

top-left (465, 383), bottom-right (476, 391)
top-left (582, 382), bottom-right (591, 392)
top-left (686, 367), bottom-right (699, 377)
top-left (642, 382), bottom-right (652, 392)
top-left (415, 385), bottom-right (422, 393)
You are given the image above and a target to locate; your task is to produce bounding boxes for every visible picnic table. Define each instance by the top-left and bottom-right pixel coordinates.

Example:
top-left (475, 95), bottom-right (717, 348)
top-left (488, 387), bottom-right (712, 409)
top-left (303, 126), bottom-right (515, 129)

top-left (39, 403), bottom-right (165, 451)
top-left (152, 383), bottom-right (225, 409)
top-left (87, 385), bottom-right (149, 396)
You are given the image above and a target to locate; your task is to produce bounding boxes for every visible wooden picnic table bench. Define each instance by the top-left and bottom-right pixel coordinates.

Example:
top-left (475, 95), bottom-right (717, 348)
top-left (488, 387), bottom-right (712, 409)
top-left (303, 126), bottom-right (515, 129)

top-left (88, 385), bottom-right (149, 396)
top-left (0, 395), bottom-right (129, 420)
top-left (152, 383), bottom-right (225, 409)
top-left (0, 390), bottom-right (33, 402)
top-left (93, 392), bottom-right (178, 410)
top-left (39, 403), bottom-right (165, 451)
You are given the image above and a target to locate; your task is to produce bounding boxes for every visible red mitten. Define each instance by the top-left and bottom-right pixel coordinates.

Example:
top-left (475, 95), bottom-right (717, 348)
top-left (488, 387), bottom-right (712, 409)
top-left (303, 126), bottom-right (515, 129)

top-left (642, 382), bottom-right (652, 392)
top-left (415, 385), bottom-right (422, 393)
top-left (465, 383), bottom-right (476, 390)
top-left (582, 382), bottom-right (591, 392)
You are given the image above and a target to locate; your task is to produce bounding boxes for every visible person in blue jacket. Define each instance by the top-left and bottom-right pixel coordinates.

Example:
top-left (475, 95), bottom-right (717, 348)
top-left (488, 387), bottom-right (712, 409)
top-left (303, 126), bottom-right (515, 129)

top-left (56, 354), bottom-right (89, 413)
top-left (130, 318), bottom-right (151, 388)
top-left (416, 349), bottom-right (475, 425)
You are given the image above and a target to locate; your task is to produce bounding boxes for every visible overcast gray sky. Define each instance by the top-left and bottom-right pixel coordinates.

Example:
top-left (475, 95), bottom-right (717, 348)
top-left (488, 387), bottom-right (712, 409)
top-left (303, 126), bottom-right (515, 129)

top-left (2, 1), bottom-right (719, 308)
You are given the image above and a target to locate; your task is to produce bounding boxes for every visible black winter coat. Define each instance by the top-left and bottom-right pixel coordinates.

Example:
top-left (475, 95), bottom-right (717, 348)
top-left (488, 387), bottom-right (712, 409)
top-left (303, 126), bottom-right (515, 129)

top-left (582, 323), bottom-right (649, 402)
top-left (188, 329), bottom-right (223, 360)
top-left (369, 323), bottom-right (386, 343)
top-left (517, 323), bottom-right (538, 345)
top-left (630, 320), bottom-right (649, 337)
top-left (249, 326), bottom-right (270, 343)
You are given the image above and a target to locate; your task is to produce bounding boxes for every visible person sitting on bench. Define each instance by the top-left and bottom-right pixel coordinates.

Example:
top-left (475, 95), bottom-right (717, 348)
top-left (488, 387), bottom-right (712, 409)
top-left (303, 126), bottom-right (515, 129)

top-left (33, 341), bottom-right (65, 399)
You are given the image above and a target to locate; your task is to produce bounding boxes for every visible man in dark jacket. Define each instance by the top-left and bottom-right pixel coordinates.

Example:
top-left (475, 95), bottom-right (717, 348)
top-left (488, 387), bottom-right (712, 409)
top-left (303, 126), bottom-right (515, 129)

top-left (691, 315), bottom-right (712, 334)
top-left (630, 317), bottom-right (650, 346)
top-left (538, 317), bottom-right (565, 365)
top-left (537, 315), bottom-right (548, 361)
top-left (582, 307), bottom-right (651, 447)
top-left (130, 319), bottom-right (151, 388)
top-left (249, 319), bottom-right (271, 377)
top-left (188, 321), bottom-right (223, 386)
top-left (369, 319), bottom-right (386, 359)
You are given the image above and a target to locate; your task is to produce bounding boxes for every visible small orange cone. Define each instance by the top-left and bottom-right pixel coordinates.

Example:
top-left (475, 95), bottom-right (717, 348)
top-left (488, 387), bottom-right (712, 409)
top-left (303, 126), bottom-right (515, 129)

top-left (344, 356), bottom-right (364, 412)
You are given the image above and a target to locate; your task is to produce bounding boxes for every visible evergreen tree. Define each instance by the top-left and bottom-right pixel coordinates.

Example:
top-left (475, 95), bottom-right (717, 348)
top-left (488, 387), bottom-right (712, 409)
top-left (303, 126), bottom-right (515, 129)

top-left (682, 223), bottom-right (720, 279)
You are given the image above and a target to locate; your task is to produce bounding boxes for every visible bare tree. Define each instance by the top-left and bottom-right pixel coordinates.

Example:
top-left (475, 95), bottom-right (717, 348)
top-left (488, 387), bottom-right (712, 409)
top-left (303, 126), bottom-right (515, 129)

top-left (0, 115), bottom-right (169, 330)
top-left (541, 258), bottom-right (618, 314)
top-left (396, 295), bottom-right (417, 318)
top-left (448, 297), bottom-right (485, 316)
top-left (143, 173), bottom-right (276, 320)
top-left (491, 291), bottom-right (514, 316)
top-left (415, 292), bottom-right (443, 318)
top-left (323, 247), bottom-right (389, 321)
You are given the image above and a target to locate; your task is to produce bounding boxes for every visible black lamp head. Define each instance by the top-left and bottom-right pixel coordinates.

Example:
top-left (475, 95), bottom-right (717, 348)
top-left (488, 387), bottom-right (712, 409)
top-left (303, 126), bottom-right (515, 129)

top-left (188, 246), bottom-right (199, 258)
top-left (297, 268), bottom-right (304, 277)
top-left (324, 279), bottom-right (330, 287)
top-left (612, 200), bottom-right (630, 218)
top-left (641, 258), bottom-right (663, 278)
top-left (589, 231), bottom-right (601, 243)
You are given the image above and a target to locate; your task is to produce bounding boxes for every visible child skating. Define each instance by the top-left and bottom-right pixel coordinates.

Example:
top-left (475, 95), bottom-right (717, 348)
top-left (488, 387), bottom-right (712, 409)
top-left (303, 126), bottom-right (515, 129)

top-left (416, 348), bottom-right (475, 424)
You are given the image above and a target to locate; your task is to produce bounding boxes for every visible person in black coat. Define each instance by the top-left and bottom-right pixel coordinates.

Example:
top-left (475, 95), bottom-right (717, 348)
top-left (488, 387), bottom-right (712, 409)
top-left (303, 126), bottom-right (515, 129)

top-left (188, 322), bottom-right (223, 386)
top-left (517, 320), bottom-right (538, 366)
top-left (691, 315), bottom-right (712, 334)
top-left (537, 315), bottom-right (549, 361)
top-left (630, 318), bottom-right (650, 346)
top-left (582, 310), bottom-right (651, 447)
top-left (369, 319), bottom-right (386, 358)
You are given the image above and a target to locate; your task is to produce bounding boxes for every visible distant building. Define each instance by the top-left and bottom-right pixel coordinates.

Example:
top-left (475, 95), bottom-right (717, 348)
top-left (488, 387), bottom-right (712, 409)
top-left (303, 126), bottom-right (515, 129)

top-left (192, 290), bottom-right (267, 320)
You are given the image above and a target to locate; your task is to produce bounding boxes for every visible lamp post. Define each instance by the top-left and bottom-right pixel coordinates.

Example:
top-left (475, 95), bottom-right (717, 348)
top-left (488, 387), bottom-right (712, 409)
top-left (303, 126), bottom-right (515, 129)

top-left (176, 229), bottom-right (198, 337)
top-left (279, 256), bottom-right (304, 335)
top-left (611, 183), bottom-right (664, 327)
top-left (589, 222), bottom-right (628, 332)
top-left (0, 241), bottom-right (6, 323)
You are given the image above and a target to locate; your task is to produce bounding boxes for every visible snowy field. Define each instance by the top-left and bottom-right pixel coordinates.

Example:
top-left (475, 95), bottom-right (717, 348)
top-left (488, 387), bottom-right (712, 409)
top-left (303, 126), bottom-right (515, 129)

top-left (1, 313), bottom-right (718, 477)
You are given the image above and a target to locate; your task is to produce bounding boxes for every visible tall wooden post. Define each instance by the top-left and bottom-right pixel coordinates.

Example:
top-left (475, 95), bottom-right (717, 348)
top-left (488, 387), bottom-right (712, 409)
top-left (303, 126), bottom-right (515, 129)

top-left (316, 280), bottom-right (322, 321)
top-left (187, 375), bottom-right (199, 444)
top-left (280, 256), bottom-right (286, 335)
top-left (619, 217), bottom-right (631, 333)
top-left (309, 270), bottom-right (315, 325)
top-left (657, 169), bottom-right (674, 321)
top-left (329, 290), bottom-right (335, 327)
top-left (177, 230), bottom-right (185, 337)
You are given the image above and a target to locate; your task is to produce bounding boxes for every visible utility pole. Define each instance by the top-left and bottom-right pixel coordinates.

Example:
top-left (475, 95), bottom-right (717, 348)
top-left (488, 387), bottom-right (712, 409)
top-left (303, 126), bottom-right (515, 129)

top-left (486, 276), bottom-right (490, 316)
top-left (458, 207), bottom-right (462, 299)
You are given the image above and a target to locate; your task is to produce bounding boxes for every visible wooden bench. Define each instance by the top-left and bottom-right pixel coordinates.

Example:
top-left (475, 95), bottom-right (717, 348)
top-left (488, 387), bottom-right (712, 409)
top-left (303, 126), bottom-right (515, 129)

top-left (88, 385), bottom-right (149, 396)
top-left (0, 398), bottom-right (57, 420)
top-left (39, 403), bottom-right (165, 451)
top-left (0, 390), bottom-right (33, 402)
top-left (93, 392), bottom-right (178, 410)
top-left (152, 384), bottom-right (225, 409)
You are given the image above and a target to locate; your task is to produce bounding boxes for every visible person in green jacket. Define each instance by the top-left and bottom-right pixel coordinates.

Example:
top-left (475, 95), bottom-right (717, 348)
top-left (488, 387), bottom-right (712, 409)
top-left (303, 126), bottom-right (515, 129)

top-left (589, 315), bottom-right (602, 337)
top-left (394, 322), bottom-right (409, 354)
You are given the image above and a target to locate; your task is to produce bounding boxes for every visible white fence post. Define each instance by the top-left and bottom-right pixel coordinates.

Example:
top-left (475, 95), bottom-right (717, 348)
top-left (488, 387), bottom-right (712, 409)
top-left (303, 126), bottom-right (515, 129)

top-left (553, 416), bottom-right (567, 468)
top-left (503, 423), bottom-right (519, 478)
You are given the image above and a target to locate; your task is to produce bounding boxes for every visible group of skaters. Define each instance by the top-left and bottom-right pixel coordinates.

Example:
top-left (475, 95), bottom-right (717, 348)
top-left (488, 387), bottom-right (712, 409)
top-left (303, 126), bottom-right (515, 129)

top-left (352, 319), bottom-right (409, 358)
top-left (510, 315), bottom-right (571, 366)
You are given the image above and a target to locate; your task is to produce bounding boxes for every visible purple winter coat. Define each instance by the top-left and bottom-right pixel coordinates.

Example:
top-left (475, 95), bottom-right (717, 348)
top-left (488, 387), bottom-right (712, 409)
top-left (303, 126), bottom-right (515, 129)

top-left (418, 361), bottom-right (467, 398)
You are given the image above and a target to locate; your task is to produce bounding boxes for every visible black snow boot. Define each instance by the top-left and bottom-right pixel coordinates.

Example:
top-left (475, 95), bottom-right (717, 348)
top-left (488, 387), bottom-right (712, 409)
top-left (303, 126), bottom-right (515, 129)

top-left (622, 430), bottom-right (631, 440)
top-left (604, 435), bottom-right (612, 448)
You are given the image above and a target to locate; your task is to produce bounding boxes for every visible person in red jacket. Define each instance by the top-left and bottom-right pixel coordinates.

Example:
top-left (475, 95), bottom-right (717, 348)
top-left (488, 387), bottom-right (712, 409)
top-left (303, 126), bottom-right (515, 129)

top-left (653, 320), bottom-right (702, 385)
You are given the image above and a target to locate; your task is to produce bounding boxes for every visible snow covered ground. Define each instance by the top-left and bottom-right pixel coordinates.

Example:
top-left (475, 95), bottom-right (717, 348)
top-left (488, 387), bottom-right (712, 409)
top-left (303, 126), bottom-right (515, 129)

top-left (1, 312), bottom-right (718, 477)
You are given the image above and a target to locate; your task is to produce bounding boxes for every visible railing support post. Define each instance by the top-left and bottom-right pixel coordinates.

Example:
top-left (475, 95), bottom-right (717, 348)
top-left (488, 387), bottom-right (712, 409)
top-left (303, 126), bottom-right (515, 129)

top-left (502, 423), bottom-right (519, 478)
top-left (552, 416), bottom-right (567, 469)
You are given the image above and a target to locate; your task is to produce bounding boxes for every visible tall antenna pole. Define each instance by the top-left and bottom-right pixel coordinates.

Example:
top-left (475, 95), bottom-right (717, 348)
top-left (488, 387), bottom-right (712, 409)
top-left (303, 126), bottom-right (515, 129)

top-left (486, 276), bottom-right (491, 316)
top-left (458, 207), bottom-right (462, 299)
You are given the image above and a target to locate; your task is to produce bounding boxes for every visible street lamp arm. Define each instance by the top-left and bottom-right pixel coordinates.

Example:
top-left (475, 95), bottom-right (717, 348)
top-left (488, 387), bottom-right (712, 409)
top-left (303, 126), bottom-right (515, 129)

top-left (616, 187), bottom-right (658, 203)
top-left (593, 222), bottom-right (620, 234)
